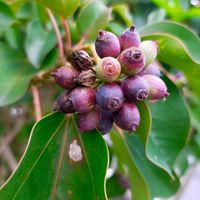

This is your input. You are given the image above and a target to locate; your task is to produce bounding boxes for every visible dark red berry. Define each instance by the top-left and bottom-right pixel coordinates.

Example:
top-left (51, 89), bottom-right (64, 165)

top-left (75, 70), bottom-right (96, 87)
top-left (96, 83), bottom-right (124, 112)
top-left (143, 75), bottom-right (169, 100)
top-left (96, 57), bottom-right (121, 82)
top-left (138, 62), bottom-right (161, 77)
top-left (51, 66), bottom-right (80, 90)
top-left (78, 106), bottom-right (101, 132)
top-left (53, 91), bottom-right (75, 113)
top-left (121, 75), bottom-right (150, 101)
top-left (113, 102), bottom-right (140, 132)
top-left (98, 110), bottom-right (113, 135)
top-left (119, 25), bottom-right (141, 50)
top-left (118, 47), bottom-right (145, 75)
top-left (95, 30), bottom-right (121, 58)
top-left (69, 87), bottom-right (96, 113)
top-left (72, 50), bottom-right (92, 70)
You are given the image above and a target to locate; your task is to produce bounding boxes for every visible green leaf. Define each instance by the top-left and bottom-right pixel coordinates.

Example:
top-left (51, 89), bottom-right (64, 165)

top-left (112, 4), bottom-right (132, 27)
top-left (25, 20), bottom-right (57, 68)
top-left (0, 1), bottom-right (16, 31)
top-left (0, 42), bottom-right (37, 107)
top-left (34, 0), bottom-right (80, 17)
top-left (147, 9), bottom-right (166, 24)
top-left (139, 21), bottom-right (200, 98)
top-left (125, 135), bottom-right (180, 198)
top-left (77, 1), bottom-right (111, 40)
top-left (147, 76), bottom-right (190, 175)
top-left (0, 113), bottom-right (109, 200)
top-left (110, 129), bottom-right (150, 200)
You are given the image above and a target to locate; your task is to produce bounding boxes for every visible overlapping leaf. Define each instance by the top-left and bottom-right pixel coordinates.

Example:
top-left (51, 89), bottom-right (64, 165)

top-left (0, 113), bottom-right (109, 200)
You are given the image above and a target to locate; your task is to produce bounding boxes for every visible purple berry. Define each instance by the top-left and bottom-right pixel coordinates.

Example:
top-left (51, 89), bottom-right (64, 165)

top-left (119, 25), bottom-right (141, 50)
top-left (53, 91), bottom-right (75, 113)
top-left (69, 87), bottom-right (96, 113)
top-left (138, 62), bottom-right (161, 77)
top-left (96, 83), bottom-right (124, 112)
top-left (51, 66), bottom-right (80, 90)
top-left (118, 47), bottom-right (145, 75)
top-left (143, 75), bottom-right (169, 100)
top-left (96, 57), bottom-right (121, 82)
top-left (140, 40), bottom-right (158, 66)
top-left (72, 50), bottom-right (92, 70)
top-left (113, 102), bottom-right (140, 132)
top-left (98, 110), bottom-right (113, 135)
top-left (78, 106), bottom-right (101, 132)
top-left (95, 30), bottom-right (121, 58)
top-left (121, 75), bottom-right (150, 101)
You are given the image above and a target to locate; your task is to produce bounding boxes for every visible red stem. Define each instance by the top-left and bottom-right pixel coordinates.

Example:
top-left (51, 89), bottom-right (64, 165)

top-left (46, 8), bottom-right (64, 59)
top-left (61, 16), bottom-right (71, 49)
top-left (31, 86), bottom-right (42, 121)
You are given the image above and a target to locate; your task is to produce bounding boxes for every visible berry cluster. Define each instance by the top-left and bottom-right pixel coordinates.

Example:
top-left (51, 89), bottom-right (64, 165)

top-left (52, 26), bottom-right (169, 134)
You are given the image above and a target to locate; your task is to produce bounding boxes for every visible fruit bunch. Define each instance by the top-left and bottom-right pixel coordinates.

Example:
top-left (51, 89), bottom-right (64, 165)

top-left (52, 26), bottom-right (169, 134)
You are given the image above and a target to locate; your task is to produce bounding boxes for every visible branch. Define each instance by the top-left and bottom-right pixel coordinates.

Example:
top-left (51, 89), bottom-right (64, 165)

top-left (73, 33), bottom-right (88, 50)
top-left (31, 86), bottom-right (42, 121)
top-left (46, 8), bottom-right (64, 60)
top-left (61, 17), bottom-right (71, 50)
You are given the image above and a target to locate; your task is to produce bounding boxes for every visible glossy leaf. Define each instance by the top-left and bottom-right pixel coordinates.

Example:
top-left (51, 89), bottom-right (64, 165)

top-left (147, 76), bottom-right (190, 175)
top-left (0, 1), bottom-right (16, 31)
top-left (0, 113), bottom-right (109, 200)
top-left (34, 0), bottom-right (80, 17)
top-left (147, 9), bottom-right (166, 24)
top-left (110, 128), bottom-right (150, 200)
top-left (25, 20), bottom-right (57, 68)
top-left (112, 4), bottom-right (132, 27)
top-left (77, 1), bottom-right (111, 40)
top-left (140, 21), bottom-right (200, 98)
top-left (0, 42), bottom-right (37, 107)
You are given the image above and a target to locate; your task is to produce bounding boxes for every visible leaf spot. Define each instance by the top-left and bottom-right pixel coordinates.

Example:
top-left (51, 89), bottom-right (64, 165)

top-left (69, 140), bottom-right (82, 162)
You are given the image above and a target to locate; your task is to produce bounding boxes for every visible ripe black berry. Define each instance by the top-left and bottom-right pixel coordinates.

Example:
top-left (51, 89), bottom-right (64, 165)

top-left (121, 75), bottom-right (150, 101)
top-left (69, 86), bottom-right (96, 113)
top-left (96, 83), bottom-right (124, 112)
top-left (113, 102), bottom-right (140, 132)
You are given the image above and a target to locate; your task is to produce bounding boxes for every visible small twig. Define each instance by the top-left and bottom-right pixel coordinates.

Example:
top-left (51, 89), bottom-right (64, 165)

top-left (61, 16), bottom-right (71, 50)
top-left (46, 8), bottom-right (64, 59)
top-left (2, 146), bottom-right (17, 172)
top-left (73, 33), bottom-right (88, 50)
top-left (0, 118), bottom-right (24, 155)
top-left (31, 86), bottom-right (42, 121)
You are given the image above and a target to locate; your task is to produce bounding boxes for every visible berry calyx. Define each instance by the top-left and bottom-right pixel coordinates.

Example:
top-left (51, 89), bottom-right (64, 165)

top-left (96, 57), bottom-right (121, 82)
top-left (96, 83), bottom-right (124, 112)
top-left (121, 75), bottom-right (150, 101)
top-left (118, 47), bottom-right (145, 75)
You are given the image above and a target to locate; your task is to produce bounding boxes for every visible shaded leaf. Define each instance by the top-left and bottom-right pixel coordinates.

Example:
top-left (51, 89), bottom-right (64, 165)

top-left (0, 42), bottom-right (37, 107)
top-left (0, 1), bottom-right (16, 31)
top-left (25, 20), bottom-right (57, 68)
top-left (147, 76), bottom-right (190, 175)
top-left (0, 113), bottom-right (109, 200)
top-left (77, 1), bottom-right (111, 40)
top-left (147, 9), bottom-right (166, 24)
top-left (34, 0), bottom-right (80, 17)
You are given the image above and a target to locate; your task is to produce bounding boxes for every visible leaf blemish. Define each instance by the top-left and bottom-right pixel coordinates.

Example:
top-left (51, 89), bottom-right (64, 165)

top-left (69, 140), bottom-right (82, 162)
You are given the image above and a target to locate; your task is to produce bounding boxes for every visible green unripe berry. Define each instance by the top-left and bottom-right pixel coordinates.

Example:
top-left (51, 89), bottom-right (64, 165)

top-left (140, 40), bottom-right (158, 66)
top-left (96, 57), bottom-right (121, 82)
